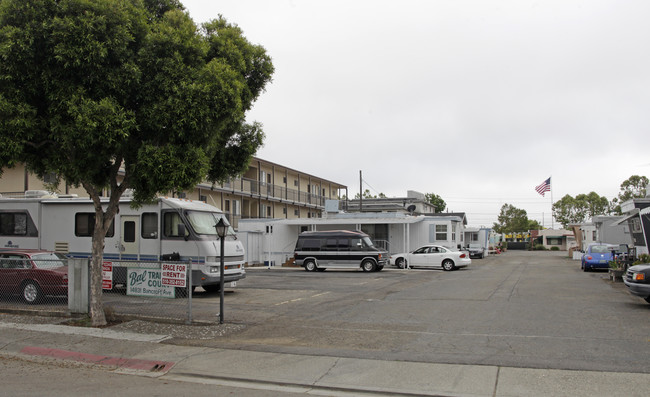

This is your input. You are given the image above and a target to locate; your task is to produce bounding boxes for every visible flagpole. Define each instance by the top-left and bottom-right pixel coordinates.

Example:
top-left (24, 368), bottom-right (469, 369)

top-left (550, 175), bottom-right (554, 229)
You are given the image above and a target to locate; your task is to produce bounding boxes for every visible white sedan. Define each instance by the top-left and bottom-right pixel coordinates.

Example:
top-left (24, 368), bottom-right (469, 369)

top-left (390, 244), bottom-right (471, 271)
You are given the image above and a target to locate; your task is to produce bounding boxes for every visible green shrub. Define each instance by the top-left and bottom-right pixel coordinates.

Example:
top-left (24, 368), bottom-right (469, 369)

top-left (550, 246), bottom-right (560, 251)
top-left (633, 253), bottom-right (650, 265)
top-left (533, 244), bottom-right (547, 250)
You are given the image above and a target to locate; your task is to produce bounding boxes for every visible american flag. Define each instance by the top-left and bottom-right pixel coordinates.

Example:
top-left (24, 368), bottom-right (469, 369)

top-left (535, 177), bottom-right (551, 196)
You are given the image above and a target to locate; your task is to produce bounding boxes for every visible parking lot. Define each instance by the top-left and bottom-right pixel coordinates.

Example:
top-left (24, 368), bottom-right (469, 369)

top-left (183, 250), bottom-right (650, 374)
top-left (2, 250), bottom-right (649, 375)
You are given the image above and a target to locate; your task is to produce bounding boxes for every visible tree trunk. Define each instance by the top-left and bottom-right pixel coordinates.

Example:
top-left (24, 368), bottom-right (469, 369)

top-left (90, 211), bottom-right (107, 326)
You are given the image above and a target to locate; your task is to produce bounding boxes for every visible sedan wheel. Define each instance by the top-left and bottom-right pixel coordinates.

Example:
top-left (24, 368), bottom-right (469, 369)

top-left (395, 258), bottom-right (406, 269)
top-left (22, 281), bottom-right (42, 304)
top-left (442, 259), bottom-right (455, 271)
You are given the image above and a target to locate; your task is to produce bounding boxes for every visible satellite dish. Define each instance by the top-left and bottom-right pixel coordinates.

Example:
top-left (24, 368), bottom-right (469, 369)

top-left (407, 205), bottom-right (416, 214)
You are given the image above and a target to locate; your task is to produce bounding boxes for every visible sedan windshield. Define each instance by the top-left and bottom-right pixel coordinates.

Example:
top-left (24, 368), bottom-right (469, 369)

top-left (185, 211), bottom-right (234, 236)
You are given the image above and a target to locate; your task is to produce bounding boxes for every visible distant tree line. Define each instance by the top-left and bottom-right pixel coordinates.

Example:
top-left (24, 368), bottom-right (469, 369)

top-left (493, 175), bottom-right (648, 233)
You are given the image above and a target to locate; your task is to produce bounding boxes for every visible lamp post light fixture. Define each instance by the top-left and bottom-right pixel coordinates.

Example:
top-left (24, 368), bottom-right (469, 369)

top-left (215, 218), bottom-right (228, 324)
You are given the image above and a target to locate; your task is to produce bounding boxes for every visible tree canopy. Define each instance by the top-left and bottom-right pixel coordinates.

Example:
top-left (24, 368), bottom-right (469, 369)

top-left (0, 0), bottom-right (274, 324)
top-left (552, 192), bottom-right (611, 228)
top-left (492, 203), bottom-right (540, 234)
top-left (424, 192), bottom-right (446, 213)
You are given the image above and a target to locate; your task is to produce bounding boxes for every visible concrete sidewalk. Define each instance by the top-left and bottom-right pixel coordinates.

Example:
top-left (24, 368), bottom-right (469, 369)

top-left (1, 321), bottom-right (649, 397)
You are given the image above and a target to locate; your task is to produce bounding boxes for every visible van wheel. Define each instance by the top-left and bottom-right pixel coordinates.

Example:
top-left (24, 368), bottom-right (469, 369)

top-left (442, 260), bottom-right (455, 271)
top-left (361, 259), bottom-right (376, 272)
top-left (304, 260), bottom-right (317, 272)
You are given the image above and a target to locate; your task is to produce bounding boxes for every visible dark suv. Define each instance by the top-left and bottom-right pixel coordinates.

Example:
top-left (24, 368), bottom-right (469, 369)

top-left (623, 264), bottom-right (650, 304)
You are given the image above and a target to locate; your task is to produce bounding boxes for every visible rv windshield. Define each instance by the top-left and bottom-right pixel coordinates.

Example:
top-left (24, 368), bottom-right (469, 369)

top-left (185, 211), bottom-right (234, 236)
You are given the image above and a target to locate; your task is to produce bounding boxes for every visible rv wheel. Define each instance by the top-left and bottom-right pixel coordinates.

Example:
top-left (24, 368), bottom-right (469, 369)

top-left (304, 260), bottom-right (317, 272)
top-left (361, 259), bottom-right (376, 272)
top-left (202, 285), bottom-right (220, 293)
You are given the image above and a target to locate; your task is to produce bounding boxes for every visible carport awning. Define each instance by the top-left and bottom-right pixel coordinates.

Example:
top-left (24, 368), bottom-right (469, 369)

top-left (612, 209), bottom-right (639, 226)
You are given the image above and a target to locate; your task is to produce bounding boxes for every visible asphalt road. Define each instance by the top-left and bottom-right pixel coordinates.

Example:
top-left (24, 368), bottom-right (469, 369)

top-left (179, 250), bottom-right (650, 374)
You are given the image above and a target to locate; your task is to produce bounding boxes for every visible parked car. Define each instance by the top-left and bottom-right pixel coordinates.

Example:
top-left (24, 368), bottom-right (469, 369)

top-left (467, 244), bottom-right (485, 259)
top-left (581, 244), bottom-right (615, 271)
top-left (623, 264), bottom-right (650, 304)
top-left (0, 250), bottom-right (68, 303)
top-left (390, 244), bottom-right (471, 271)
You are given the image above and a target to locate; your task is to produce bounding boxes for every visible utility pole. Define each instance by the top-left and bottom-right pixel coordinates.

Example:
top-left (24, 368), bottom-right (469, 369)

top-left (359, 170), bottom-right (363, 212)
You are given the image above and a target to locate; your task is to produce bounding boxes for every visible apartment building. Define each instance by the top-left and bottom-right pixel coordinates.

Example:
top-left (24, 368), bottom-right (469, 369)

top-left (0, 157), bottom-right (347, 229)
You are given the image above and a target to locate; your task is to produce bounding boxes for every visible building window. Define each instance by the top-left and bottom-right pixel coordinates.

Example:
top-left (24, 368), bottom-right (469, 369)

top-left (294, 209), bottom-right (299, 216)
top-left (471, 233), bottom-right (478, 242)
top-left (632, 218), bottom-right (642, 233)
top-left (282, 207), bottom-right (287, 215)
top-left (592, 230), bottom-right (597, 241)
top-left (451, 224), bottom-right (456, 241)
top-left (432, 224), bottom-right (447, 241)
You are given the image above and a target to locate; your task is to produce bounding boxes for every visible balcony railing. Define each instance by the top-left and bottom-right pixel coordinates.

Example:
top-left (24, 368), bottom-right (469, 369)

top-left (215, 177), bottom-right (332, 207)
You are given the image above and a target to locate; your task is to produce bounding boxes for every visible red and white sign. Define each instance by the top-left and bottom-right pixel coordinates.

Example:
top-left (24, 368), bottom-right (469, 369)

top-left (161, 263), bottom-right (187, 287)
top-left (102, 262), bottom-right (113, 290)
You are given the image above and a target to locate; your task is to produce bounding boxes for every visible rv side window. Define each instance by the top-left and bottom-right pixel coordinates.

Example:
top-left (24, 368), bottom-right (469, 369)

top-left (337, 239), bottom-right (350, 251)
top-left (141, 213), bottom-right (158, 239)
top-left (0, 212), bottom-right (27, 236)
top-left (74, 213), bottom-right (114, 237)
top-left (163, 212), bottom-right (186, 237)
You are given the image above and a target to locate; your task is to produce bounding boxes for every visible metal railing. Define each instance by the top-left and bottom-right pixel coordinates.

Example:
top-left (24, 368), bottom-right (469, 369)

top-left (216, 177), bottom-right (331, 207)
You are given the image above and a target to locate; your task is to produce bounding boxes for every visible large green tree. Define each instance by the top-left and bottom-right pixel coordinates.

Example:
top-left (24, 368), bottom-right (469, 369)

top-left (552, 192), bottom-right (611, 228)
top-left (0, 0), bottom-right (273, 325)
top-left (493, 203), bottom-right (539, 233)
top-left (424, 192), bottom-right (446, 213)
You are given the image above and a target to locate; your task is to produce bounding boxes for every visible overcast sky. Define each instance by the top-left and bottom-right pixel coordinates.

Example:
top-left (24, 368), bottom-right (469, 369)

top-left (182, 0), bottom-right (650, 227)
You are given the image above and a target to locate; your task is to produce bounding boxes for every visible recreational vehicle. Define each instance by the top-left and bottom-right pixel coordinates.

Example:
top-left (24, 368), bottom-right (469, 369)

top-left (0, 193), bottom-right (245, 290)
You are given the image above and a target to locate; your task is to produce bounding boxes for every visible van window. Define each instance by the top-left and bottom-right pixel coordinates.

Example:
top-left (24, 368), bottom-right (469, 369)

top-left (301, 238), bottom-right (321, 251)
top-left (75, 213), bottom-right (114, 237)
top-left (325, 239), bottom-right (338, 250)
top-left (337, 239), bottom-right (350, 250)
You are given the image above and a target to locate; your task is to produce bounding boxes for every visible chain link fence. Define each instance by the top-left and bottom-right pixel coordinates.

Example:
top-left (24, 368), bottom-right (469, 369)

top-left (102, 260), bottom-right (197, 324)
top-left (1, 256), bottom-right (228, 325)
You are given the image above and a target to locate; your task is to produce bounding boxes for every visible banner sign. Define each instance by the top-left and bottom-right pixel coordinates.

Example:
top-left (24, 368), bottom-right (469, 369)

top-left (126, 268), bottom-right (175, 298)
top-left (161, 263), bottom-right (187, 287)
top-left (102, 262), bottom-right (113, 290)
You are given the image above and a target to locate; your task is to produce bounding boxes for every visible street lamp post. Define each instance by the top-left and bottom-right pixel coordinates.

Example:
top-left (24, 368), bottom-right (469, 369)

top-left (215, 218), bottom-right (227, 324)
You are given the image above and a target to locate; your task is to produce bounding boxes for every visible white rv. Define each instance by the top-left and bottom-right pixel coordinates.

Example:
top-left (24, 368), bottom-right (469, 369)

top-left (0, 193), bottom-right (245, 291)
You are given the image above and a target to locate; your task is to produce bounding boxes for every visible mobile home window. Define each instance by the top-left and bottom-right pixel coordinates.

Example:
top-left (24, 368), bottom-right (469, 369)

top-left (75, 213), bottom-right (114, 237)
top-left (141, 213), bottom-right (158, 239)
top-left (0, 212), bottom-right (27, 235)
top-left (435, 224), bottom-right (447, 241)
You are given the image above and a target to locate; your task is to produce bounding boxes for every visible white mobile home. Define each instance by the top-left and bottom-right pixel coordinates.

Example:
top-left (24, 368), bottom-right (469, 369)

top-left (0, 193), bottom-right (246, 289)
top-left (237, 212), bottom-right (468, 267)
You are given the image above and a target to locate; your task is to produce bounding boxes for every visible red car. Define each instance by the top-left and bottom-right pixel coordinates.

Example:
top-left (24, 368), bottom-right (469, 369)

top-left (0, 250), bottom-right (68, 304)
